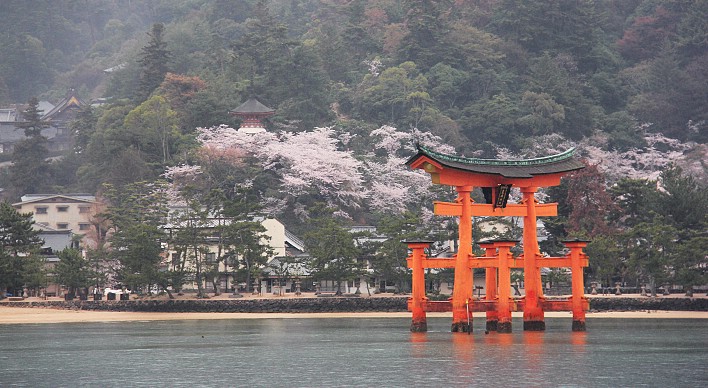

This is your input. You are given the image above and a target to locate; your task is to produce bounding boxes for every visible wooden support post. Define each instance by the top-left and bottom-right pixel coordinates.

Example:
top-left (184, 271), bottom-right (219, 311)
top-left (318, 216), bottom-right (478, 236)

top-left (451, 186), bottom-right (474, 333)
top-left (522, 187), bottom-right (545, 331)
top-left (564, 239), bottom-right (590, 332)
top-left (495, 240), bottom-right (517, 333)
top-left (405, 240), bottom-right (433, 332)
top-left (479, 241), bottom-right (498, 332)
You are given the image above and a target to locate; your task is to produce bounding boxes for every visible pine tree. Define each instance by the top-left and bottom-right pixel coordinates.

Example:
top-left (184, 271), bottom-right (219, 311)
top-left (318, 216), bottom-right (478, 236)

top-left (54, 248), bottom-right (90, 297)
top-left (137, 23), bottom-right (171, 102)
top-left (9, 97), bottom-right (50, 198)
top-left (102, 181), bottom-right (169, 293)
top-left (0, 201), bottom-right (43, 296)
top-left (303, 205), bottom-right (361, 295)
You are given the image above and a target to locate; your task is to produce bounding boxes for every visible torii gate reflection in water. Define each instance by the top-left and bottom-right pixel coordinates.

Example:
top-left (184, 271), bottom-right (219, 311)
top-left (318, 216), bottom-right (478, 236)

top-left (405, 145), bottom-right (590, 333)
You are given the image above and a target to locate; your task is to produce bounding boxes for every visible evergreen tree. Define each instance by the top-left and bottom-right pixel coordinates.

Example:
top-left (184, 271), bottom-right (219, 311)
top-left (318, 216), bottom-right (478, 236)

top-left (624, 215), bottom-right (677, 295)
top-left (654, 166), bottom-right (708, 292)
top-left (102, 181), bottom-right (169, 293)
top-left (9, 97), bottom-right (51, 198)
top-left (16, 97), bottom-right (49, 137)
top-left (169, 193), bottom-right (212, 297)
top-left (303, 205), bottom-right (361, 295)
top-left (137, 23), bottom-right (171, 102)
top-left (0, 201), bottom-right (43, 296)
top-left (656, 166), bottom-right (707, 234)
top-left (54, 248), bottom-right (90, 297)
top-left (371, 211), bottom-right (428, 293)
top-left (397, 0), bottom-right (455, 71)
top-left (70, 105), bottom-right (98, 154)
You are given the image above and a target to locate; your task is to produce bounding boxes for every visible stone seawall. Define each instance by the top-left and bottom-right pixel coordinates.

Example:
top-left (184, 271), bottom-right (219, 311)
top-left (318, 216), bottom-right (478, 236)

top-left (587, 297), bottom-right (708, 312)
top-left (1, 296), bottom-right (706, 313)
top-left (0, 297), bottom-right (410, 313)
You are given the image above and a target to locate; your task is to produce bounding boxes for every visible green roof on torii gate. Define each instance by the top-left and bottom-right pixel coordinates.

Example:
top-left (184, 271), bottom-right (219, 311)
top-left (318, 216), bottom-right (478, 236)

top-left (406, 144), bottom-right (585, 179)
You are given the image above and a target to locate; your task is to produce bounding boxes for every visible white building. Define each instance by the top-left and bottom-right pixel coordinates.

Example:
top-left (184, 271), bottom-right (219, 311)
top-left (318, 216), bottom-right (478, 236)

top-left (13, 194), bottom-right (98, 237)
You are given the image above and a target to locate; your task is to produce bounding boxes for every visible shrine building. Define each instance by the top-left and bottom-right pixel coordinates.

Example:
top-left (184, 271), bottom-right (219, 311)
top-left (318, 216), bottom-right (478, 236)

top-left (229, 98), bottom-right (274, 134)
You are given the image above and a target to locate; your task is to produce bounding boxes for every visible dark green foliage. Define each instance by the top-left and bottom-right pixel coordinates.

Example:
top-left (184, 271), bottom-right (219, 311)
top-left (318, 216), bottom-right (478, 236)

top-left (70, 105), bottom-right (98, 154)
top-left (397, 0), bottom-right (455, 71)
top-left (608, 178), bottom-right (659, 227)
top-left (303, 205), bottom-right (361, 294)
top-left (0, 202), bottom-right (44, 295)
top-left (9, 98), bottom-right (51, 198)
top-left (230, 0), bottom-right (333, 130)
top-left (460, 94), bottom-right (522, 146)
top-left (655, 166), bottom-right (708, 234)
top-left (0, 0), bottom-right (703, 164)
top-left (54, 248), bottom-right (90, 295)
top-left (16, 97), bottom-right (50, 137)
top-left (102, 181), bottom-right (169, 292)
top-left (602, 111), bottom-right (645, 151)
top-left (137, 23), bottom-right (171, 102)
top-left (586, 167), bottom-right (708, 289)
top-left (370, 211), bottom-right (428, 293)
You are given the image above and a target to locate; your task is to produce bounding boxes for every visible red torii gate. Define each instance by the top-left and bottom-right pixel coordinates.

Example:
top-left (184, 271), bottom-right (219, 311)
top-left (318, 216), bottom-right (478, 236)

top-left (405, 145), bottom-right (590, 333)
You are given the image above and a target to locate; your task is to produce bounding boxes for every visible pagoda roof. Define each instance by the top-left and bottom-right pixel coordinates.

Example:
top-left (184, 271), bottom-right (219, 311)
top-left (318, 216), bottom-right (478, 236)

top-left (230, 98), bottom-right (274, 115)
top-left (407, 145), bottom-right (585, 178)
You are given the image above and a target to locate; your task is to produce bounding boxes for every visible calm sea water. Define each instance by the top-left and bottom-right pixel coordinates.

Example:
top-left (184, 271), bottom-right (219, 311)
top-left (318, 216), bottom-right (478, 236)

top-left (0, 317), bottom-right (706, 387)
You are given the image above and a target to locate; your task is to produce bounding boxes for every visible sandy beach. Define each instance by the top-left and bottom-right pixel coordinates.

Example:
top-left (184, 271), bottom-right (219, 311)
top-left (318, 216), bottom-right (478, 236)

top-left (2, 292), bottom-right (706, 324)
top-left (1, 306), bottom-right (706, 324)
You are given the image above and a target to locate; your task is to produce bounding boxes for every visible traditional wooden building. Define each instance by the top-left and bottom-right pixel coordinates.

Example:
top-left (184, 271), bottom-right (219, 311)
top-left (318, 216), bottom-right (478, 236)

top-left (40, 89), bottom-right (86, 152)
top-left (229, 98), bottom-right (274, 134)
top-left (0, 89), bottom-right (86, 154)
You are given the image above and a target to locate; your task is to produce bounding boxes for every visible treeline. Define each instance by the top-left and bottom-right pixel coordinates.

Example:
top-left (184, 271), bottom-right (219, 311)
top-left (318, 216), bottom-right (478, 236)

top-left (1, 1), bottom-right (706, 148)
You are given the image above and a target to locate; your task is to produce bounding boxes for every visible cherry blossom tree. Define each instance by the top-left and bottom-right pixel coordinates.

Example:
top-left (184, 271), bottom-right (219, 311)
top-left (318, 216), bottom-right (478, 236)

top-left (364, 125), bottom-right (454, 214)
top-left (166, 124), bottom-right (455, 221)
top-left (580, 131), bottom-right (697, 182)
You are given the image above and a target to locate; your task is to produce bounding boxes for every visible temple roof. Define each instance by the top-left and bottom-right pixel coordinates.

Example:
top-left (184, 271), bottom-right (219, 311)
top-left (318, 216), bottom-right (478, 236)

top-left (407, 145), bottom-right (585, 178)
top-left (230, 98), bottom-right (274, 115)
top-left (42, 90), bottom-right (85, 120)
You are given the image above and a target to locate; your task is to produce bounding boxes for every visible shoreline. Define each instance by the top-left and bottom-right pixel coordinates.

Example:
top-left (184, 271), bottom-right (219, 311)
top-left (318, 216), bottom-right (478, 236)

top-left (1, 306), bottom-right (707, 325)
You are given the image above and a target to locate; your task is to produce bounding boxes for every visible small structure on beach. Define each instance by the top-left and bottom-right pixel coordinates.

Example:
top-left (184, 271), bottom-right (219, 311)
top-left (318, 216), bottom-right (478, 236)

top-left (405, 145), bottom-right (589, 333)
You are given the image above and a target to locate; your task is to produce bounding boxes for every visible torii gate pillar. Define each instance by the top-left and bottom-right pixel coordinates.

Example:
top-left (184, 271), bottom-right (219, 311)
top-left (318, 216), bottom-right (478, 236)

top-left (522, 187), bottom-right (545, 331)
top-left (405, 240), bottom-right (433, 332)
top-left (451, 186), bottom-right (474, 333)
top-left (479, 241), bottom-right (498, 332)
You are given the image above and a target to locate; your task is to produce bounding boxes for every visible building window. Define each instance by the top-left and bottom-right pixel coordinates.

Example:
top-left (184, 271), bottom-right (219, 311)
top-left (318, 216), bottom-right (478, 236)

top-left (57, 206), bottom-right (69, 212)
top-left (79, 223), bottom-right (91, 231)
top-left (57, 223), bottom-right (69, 229)
top-left (206, 253), bottom-right (216, 264)
top-left (79, 206), bottom-right (91, 213)
top-left (35, 207), bottom-right (48, 214)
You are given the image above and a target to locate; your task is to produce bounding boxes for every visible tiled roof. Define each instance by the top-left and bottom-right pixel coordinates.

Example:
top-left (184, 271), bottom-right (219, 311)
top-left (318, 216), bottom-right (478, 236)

top-left (230, 98), bottom-right (274, 114)
top-left (0, 123), bottom-right (57, 143)
top-left (14, 193), bottom-right (96, 205)
top-left (42, 90), bottom-right (85, 119)
top-left (407, 145), bottom-right (585, 178)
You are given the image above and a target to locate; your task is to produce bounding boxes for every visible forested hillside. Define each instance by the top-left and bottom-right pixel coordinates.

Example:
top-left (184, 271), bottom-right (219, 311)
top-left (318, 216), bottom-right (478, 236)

top-left (1, 1), bottom-right (705, 168)
top-left (0, 0), bottom-right (705, 292)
